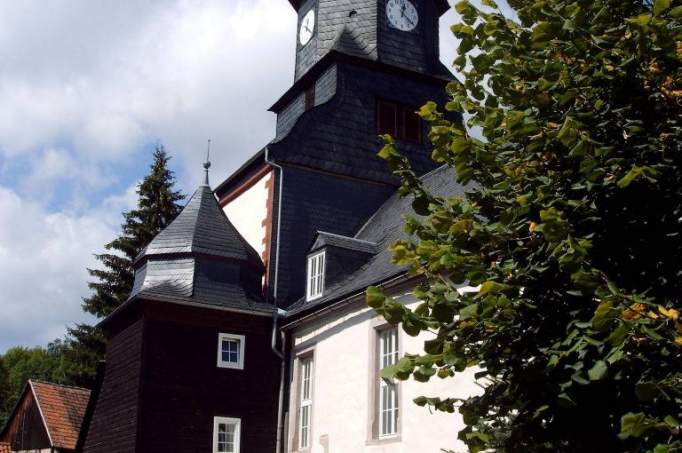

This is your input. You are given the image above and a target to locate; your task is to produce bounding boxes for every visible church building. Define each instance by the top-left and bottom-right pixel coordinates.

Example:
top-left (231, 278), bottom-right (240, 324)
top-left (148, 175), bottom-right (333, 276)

top-left (79, 1), bottom-right (480, 452)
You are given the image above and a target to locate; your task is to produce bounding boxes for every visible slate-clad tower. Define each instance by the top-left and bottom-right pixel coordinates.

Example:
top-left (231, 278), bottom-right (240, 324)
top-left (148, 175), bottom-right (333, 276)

top-left (81, 169), bottom-right (280, 453)
top-left (216, 0), bottom-right (455, 308)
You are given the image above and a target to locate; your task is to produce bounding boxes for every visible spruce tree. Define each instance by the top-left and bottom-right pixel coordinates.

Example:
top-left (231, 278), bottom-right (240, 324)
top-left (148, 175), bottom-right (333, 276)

top-left (66, 146), bottom-right (185, 386)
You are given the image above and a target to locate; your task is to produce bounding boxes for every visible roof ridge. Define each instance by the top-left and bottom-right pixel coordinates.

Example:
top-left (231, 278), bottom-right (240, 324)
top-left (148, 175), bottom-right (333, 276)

top-left (316, 230), bottom-right (377, 245)
top-left (29, 380), bottom-right (55, 447)
top-left (30, 379), bottom-right (91, 393)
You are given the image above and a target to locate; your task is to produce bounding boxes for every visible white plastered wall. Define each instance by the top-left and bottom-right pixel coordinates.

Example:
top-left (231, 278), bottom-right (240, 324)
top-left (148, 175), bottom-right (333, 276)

top-left (287, 292), bottom-right (482, 453)
top-left (222, 170), bottom-right (272, 259)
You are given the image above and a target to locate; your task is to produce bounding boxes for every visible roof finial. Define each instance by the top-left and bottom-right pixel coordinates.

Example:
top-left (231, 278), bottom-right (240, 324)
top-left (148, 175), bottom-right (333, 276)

top-left (203, 139), bottom-right (212, 186)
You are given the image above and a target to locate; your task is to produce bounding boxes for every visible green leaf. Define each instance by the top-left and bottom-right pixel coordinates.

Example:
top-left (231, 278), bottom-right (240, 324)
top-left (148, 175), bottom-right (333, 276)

top-left (670, 5), bottom-right (682, 17)
top-left (557, 117), bottom-right (580, 147)
top-left (592, 301), bottom-right (615, 330)
top-left (617, 165), bottom-right (659, 188)
top-left (663, 415), bottom-right (680, 428)
top-left (588, 360), bottom-right (608, 381)
top-left (653, 0), bottom-right (671, 16)
top-left (459, 303), bottom-right (479, 320)
top-left (532, 21), bottom-right (555, 43)
top-left (619, 412), bottom-right (657, 439)
top-left (627, 14), bottom-right (652, 27)
top-left (414, 365), bottom-right (437, 382)
top-left (380, 364), bottom-right (398, 380)
top-left (478, 281), bottom-right (510, 297)
top-left (366, 286), bottom-right (386, 309)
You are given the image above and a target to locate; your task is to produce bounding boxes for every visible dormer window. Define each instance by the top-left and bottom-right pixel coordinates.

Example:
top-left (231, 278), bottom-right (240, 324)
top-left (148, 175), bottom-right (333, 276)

top-left (306, 251), bottom-right (326, 301)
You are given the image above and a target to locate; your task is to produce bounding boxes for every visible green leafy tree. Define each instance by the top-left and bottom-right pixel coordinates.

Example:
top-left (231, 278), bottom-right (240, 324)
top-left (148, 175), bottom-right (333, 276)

top-left (0, 356), bottom-right (10, 427)
top-left (66, 145), bottom-right (185, 386)
top-left (368, 0), bottom-right (681, 451)
top-left (0, 345), bottom-right (67, 426)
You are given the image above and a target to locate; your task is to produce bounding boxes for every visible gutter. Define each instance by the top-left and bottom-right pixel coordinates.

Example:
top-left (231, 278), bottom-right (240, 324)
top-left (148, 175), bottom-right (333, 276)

top-left (265, 146), bottom-right (288, 453)
top-left (281, 272), bottom-right (421, 331)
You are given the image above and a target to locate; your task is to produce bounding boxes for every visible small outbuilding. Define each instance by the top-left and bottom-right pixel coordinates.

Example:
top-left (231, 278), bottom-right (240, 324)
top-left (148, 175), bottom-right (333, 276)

top-left (0, 380), bottom-right (90, 453)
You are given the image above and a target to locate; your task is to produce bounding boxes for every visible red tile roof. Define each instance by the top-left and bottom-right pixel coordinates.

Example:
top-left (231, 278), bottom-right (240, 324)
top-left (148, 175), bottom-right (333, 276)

top-left (30, 380), bottom-right (91, 450)
top-left (0, 442), bottom-right (10, 453)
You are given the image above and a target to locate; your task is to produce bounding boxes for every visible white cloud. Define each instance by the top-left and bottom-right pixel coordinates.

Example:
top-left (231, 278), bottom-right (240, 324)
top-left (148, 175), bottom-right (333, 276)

top-left (0, 185), bottom-right (128, 351)
top-left (0, 0), bottom-right (297, 180)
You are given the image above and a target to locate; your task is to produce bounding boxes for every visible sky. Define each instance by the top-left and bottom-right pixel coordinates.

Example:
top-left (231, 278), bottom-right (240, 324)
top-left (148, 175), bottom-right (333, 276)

top-left (0, 0), bottom-right (515, 353)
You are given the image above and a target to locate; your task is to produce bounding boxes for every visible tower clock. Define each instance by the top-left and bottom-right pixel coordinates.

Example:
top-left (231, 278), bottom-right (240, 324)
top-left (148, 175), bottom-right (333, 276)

top-left (386, 0), bottom-right (419, 32)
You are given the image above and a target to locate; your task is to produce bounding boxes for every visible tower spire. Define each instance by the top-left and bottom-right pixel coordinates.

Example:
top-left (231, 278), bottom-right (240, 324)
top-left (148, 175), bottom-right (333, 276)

top-left (203, 139), bottom-right (211, 186)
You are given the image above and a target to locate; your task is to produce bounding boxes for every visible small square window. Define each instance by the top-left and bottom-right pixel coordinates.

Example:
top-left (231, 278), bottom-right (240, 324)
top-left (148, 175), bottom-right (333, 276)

top-left (217, 333), bottom-right (245, 370)
top-left (213, 417), bottom-right (241, 453)
top-left (306, 251), bottom-right (325, 301)
top-left (377, 99), bottom-right (422, 144)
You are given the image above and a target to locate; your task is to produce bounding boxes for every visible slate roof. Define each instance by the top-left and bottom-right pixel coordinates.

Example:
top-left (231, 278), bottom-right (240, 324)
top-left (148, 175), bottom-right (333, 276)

top-left (30, 380), bottom-right (91, 450)
top-left (120, 180), bottom-right (274, 318)
top-left (311, 231), bottom-right (378, 254)
top-left (287, 165), bottom-right (468, 315)
top-left (136, 185), bottom-right (262, 268)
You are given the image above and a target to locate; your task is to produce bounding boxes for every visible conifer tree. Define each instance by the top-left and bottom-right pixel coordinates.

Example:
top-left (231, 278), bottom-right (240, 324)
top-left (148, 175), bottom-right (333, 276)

top-left (66, 146), bottom-right (185, 386)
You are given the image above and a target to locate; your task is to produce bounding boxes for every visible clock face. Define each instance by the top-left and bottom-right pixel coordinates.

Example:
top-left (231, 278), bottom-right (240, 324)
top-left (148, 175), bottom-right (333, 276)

top-left (386, 0), bottom-right (419, 32)
top-left (299, 9), bottom-right (315, 46)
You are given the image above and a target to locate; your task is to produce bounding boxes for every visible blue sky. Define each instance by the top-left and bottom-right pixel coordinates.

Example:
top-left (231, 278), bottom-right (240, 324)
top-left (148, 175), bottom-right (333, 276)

top-left (0, 0), bottom-right (515, 352)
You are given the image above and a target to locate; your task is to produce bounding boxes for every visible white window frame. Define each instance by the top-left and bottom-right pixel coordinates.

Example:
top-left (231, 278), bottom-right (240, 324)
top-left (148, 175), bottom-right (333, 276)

top-left (378, 327), bottom-right (399, 438)
top-left (217, 333), bottom-right (245, 370)
top-left (213, 416), bottom-right (241, 453)
top-left (298, 356), bottom-right (314, 450)
top-left (306, 251), bottom-right (326, 301)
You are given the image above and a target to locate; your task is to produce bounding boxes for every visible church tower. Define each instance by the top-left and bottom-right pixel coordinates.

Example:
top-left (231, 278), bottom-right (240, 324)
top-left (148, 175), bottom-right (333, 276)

top-left (216, 0), bottom-right (456, 308)
top-left (81, 164), bottom-right (281, 453)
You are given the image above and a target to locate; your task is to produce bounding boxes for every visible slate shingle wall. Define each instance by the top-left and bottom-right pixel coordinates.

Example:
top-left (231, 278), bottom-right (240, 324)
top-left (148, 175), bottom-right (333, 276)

top-left (295, 0), bottom-right (378, 80)
top-left (272, 60), bottom-right (454, 184)
top-left (270, 166), bottom-right (394, 307)
top-left (82, 317), bottom-right (144, 453)
top-left (138, 303), bottom-right (279, 453)
top-left (295, 0), bottom-right (319, 80)
top-left (276, 64), bottom-right (338, 140)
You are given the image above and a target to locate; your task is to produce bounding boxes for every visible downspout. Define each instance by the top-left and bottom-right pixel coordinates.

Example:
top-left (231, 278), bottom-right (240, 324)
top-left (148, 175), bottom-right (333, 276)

top-left (266, 146), bottom-right (288, 453)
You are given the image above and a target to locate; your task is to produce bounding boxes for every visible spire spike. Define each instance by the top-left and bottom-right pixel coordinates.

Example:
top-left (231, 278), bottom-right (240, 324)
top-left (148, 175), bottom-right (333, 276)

top-left (203, 139), bottom-right (212, 186)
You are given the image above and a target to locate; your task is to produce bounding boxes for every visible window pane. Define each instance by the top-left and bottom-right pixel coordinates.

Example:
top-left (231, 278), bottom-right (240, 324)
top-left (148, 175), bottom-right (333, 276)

top-left (377, 101), bottom-right (398, 136)
top-left (307, 253), bottom-right (325, 299)
top-left (379, 328), bottom-right (399, 437)
top-left (221, 339), bottom-right (240, 365)
top-left (299, 357), bottom-right (313, 449)
top-left (402, 106), bottom-right (421, 143)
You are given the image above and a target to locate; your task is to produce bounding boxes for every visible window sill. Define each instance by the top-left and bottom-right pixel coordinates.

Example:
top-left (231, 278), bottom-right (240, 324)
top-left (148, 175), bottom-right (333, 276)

top-left (217, 363), bottom-right (244, 370)
top-left (366, 434), bottom-right (401, 446)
